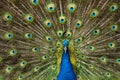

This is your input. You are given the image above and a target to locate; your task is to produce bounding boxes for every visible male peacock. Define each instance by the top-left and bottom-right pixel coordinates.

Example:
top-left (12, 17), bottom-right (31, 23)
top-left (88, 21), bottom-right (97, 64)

top-left (0, 0), bottom-right (120, 80)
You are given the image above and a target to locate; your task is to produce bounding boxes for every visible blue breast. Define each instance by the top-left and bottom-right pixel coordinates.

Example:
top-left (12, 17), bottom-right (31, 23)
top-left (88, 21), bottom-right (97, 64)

top-left (57, 40), bottom-right (77, 80)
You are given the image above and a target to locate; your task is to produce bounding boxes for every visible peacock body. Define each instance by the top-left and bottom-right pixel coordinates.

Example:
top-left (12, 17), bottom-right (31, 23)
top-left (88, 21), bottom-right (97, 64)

top-left (0, 0), bottom-right (120, 80)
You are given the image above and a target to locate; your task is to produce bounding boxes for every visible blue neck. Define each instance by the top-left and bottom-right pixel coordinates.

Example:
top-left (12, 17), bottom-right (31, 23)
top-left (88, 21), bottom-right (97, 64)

top-left (57, 47), bottom-right (77, 80)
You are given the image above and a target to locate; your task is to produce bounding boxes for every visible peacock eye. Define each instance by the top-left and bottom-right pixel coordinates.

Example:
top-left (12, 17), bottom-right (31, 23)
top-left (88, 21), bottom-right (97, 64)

top-left (20, 61), bottom-right (27, 67)
top-left (66, 31), bottom-right (72, 38)
top-left (109, 3), bottom-right (118, 12)
top-left (59, 15), bottom-right (66, 24)
top-left (25, 33), bottom-right (33, 39)
top-left (46, 36), bottom-right (52, 42)
top-left (101, 57), bottom-right (104, 60)
top-left (24, 14), bottom-right (34, 22)
top-left (9, 49), bottom-right (17, 56)
top-left (67, 3), bottom-right (77, 12)
top-left (90, 9), bottom-right (99, 18)
top-left (3, 13), bottom-right (13, 21)
top-left (77, 37), bottom-right (83, 43)
top-left (116, 58), bottom-right (120, 64)
top-left (4, 32), bottom-right (14, 40)
top-left (89, 64), bottom-right (94, 68)
top-left (75, 19), bottom-right (83, 28)
top-left (42, 55), bottom-right (48, 60)
top-left (18, 74), bottom-right (24, 80)
top-left (77, 39), bottom-right (80, 42)
top-left (44, 19), bottom-right (52, 28)
top-left (80, 55), bottom-right (86, 60)
top-left (51, 65), bottom-right (56, 70)
top-left (30, 0), bottom-right (39, 6)
top-left (5, 66), bottom-right (13, 73)
top-left (34, 66), bottom-right (40, 72)
top-left (88, 46), bottom-right (95, 51)
top-left (93, 29), bottom-right (100, 35)
top-left (32, 47), bottom-right (40, 53)
top-left (110, 24), bottom-right (118, 31)
top-left (105, 72), bottom-right (111, 77)
top-left (77, 75), bottom-right (81, 79)
top-left (56, 42), bottom-right (62, 47)
top-left (52, 78), bottom-right (57, 80)
top-left (49, 48), bottom-right (55, 53)
top-left (76, 63), bottom-right (80, 68)
top-left (108, 42), bottom-right (116, 49)
top-left (46, 3), bottom-right (56, 13)
top-left (100, 56), bottom-right (106, 63)
top-left (57, 30), bottom-right (63, 37)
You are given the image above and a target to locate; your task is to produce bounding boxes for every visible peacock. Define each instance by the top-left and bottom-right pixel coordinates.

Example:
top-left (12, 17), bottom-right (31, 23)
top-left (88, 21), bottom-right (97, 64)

top-left (0, 0), bottom-right (120, 80)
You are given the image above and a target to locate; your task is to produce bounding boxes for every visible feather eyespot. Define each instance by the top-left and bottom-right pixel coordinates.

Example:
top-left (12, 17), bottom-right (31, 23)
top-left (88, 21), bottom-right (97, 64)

top-left (89, 64), bottom-right (94, 68)
top-left (80, 55), bottom-right (86, 60)
top-left (93, 29), bottom-right (100, 35)
top-left (4, 32), bottom-right (14, 40)
top-left (52, 78), bottom-right (57, 80)
top-left (116, 58), bottom-right (120, 64)
top-left (110, 24), bottom-right (118, 31)
top-left (108, 42), bottom-right (116, 49)
top-left (59, 15), bottom-right (66, 24)
top-left (88, 46), bottom-right (95, 51)
top-left (9, 49), bottom-right (17, 56)
top-left (77, 75), bottom-right (81, 79)
top-left (24, 14), bottom-right (34, 22)
top-left (34, 66), bottom-right (40, 72)
top-left (90, 9), bottom-right (99, 18)
top-left (42, 55), bottom-right (48, 60)
top-left (67, 3), bottom-right (77, 12)
top-left (77, 37), bottom-right (83, 43)
top-left (20, 61), bottom-right (27, 67)
top-left (66, 31), bottom-right (72, 38)
top-left (105, 72), bottom-right (111, 77)
top-left (51, 65), bottom-right (56, 70)
top-left (56, 42), bottom-right (62, 47)
top-left (44, 19), bottom-right (52, 28)
top-left (75, 19), bottom-right (83, 28)
top-left (25, 33), bottom-right (33, 39)
top-left (18, 74), bottom-right (24, 80)
top-left (3, 13), bottom-right (13, 21)
top-left (32, 47), bottom-right (40, 53)
top-left (46, 3), bottom-right (56, 13)
top-left (49, 48), bottom-right (55, 53)
top-left (109, 3), bottom-right (118, 12)
top-left (57, 30), bottom-right (63, 37)
top-left (76, 63), bottom-right (80, 68)
top-left (30, 0), bottom-right (39, 6)
top-left (100, 57), bottom-right (107, 63)
top-left (5, 66), bottom-right (13, 73)
top-left (46, 36), bottom-right (53, 42)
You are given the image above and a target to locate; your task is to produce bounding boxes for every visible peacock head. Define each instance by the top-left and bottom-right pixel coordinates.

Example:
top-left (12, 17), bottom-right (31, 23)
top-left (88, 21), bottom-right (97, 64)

top-left (62, 40), bottom-right (69, 47)
top-left (62, 40), bottom-right (69, 53)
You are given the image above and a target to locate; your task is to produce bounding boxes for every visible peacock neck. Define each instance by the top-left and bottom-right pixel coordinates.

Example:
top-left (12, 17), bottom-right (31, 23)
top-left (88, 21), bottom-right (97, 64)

top-left (57, 47), bottom-right (77, 80)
